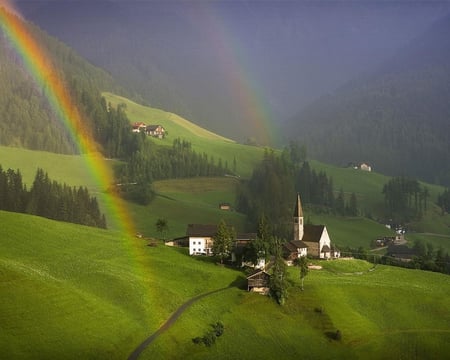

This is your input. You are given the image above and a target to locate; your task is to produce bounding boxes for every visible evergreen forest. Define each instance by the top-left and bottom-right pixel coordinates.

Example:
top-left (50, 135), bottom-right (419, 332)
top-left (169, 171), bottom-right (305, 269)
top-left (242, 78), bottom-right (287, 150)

top-left (0, 166), bottom-right (106, 228)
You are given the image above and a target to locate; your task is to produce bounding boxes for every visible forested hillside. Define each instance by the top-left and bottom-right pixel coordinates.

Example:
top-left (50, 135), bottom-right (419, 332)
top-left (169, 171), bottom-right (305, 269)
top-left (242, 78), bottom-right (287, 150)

top-left (0, 7), bottom-right (123, 154)
top-left (285, 15), bottom-right (450, 186)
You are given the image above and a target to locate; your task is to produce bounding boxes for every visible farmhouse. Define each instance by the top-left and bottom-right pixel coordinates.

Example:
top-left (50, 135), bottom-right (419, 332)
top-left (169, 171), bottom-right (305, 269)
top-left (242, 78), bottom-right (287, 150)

top-left (132, 122), bottom-right (147, 133)
top-left (185, 223), bottom-right (256, 259)
top-left (360, 163), bottom-right (372, 172)
top-left (186, 224), bottom-right (217, 255)
top-left (284, 194), bottom-right (340, 261)
top-left (146, 125), bottom-right (166, 139)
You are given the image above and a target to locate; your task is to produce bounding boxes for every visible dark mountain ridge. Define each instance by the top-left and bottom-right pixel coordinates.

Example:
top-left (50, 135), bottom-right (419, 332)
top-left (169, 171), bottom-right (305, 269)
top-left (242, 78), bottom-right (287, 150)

top-left (284, 14), bottom-right (450, 186)
top-left (17, 0), bottom-right (449, 144)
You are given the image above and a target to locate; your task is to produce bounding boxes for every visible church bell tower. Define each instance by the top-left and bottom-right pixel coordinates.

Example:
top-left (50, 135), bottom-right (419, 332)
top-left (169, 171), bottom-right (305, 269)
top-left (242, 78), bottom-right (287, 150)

top-left (293, 193), bottom-right (304, 241)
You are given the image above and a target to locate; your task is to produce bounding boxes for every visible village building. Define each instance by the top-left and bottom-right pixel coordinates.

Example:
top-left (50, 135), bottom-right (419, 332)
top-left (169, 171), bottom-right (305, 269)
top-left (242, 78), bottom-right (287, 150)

top-left (146, 124), bottom-right (166, 139)
top-left (132, 122), bottom-right (147, 133)
top-left (283, 194), bottom-right (340, 262)
top-left (246, 269), bottom-right (270, 294)
top-left (360, 163), bottom-right (372, 172)
top-left (186, 224), bottom-right (217, 255)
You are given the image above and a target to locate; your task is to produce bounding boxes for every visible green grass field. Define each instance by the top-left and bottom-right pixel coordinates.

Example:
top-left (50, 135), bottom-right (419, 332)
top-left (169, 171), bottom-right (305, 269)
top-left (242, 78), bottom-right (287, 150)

top-left (2, 210), bottom-right (448, 359)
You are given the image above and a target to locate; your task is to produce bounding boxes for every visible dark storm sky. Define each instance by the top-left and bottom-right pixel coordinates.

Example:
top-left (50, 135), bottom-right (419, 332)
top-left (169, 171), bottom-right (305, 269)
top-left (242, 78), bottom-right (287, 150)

top-left (14, 0), bottom-right (450, 139)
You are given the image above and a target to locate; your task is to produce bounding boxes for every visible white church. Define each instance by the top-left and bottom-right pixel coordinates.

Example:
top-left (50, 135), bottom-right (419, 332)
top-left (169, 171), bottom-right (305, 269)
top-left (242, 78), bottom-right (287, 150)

top-left (283, 194), bottom-right (340, 264)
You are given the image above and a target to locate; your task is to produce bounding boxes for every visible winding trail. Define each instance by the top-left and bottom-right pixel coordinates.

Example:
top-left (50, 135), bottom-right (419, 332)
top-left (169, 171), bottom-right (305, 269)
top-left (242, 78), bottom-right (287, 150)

top-left (128, 286), bottom-right (231, 360)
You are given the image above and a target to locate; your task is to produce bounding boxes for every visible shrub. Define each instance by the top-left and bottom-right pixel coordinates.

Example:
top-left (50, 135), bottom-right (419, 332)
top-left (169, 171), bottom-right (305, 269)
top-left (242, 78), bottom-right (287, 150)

top-left (192, 322), bottom-right (225, 347)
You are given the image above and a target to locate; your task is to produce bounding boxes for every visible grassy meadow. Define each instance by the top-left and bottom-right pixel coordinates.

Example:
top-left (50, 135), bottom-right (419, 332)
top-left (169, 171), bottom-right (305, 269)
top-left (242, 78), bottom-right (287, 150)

top-left (2, 210), bottom-right (449, 359)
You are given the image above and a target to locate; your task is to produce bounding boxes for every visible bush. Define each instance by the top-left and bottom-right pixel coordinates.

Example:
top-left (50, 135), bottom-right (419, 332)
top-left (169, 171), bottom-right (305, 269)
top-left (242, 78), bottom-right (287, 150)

top-left (192, 322), bottom-right (225, 347)
top-left (202, 331), bottom-right (217, 347)
top-left (213, 321), bottom-right (224, 337)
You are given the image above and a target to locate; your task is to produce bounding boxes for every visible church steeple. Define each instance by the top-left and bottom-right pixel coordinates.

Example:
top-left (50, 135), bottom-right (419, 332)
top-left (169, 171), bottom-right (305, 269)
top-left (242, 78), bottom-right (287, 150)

top-left (293, 193), bottom-right (304, 240)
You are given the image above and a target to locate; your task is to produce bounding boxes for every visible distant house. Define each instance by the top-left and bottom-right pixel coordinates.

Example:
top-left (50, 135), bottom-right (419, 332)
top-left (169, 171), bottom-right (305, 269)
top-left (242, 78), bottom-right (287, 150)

top-left (247, 269), bottom-right (270, 294)
top-left (219, 203), bottom-right (231, 211)
top-left (360, 163), bottom-right (372, 172)
top-left (284, 194), bottom-right (340, 262)
top-left (146, 125), bottom-right (166, 139)
top-left (132, 122), bottom-right (147, 133)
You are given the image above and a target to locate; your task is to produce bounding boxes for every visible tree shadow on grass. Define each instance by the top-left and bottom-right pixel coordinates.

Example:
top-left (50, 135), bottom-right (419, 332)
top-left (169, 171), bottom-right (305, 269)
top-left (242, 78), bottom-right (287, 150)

top-left (228, 275), bottom-right (247, 290)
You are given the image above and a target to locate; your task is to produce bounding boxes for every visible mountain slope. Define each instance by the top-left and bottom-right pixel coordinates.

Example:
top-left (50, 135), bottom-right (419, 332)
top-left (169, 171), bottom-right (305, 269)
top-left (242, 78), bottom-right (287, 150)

top-left (285, 14), bottom-right (450, 186)
top-left (19, 1), bottom-right (450, 145)
top-left (0, 7), bottom-right (122, 154)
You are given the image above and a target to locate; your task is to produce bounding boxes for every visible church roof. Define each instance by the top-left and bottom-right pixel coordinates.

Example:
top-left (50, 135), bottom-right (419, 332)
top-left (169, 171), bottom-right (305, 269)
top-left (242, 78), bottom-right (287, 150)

top-left (291, 240), bottom-right (308, 249)
top-left (293, 193), bottom-right (304, 217)
top-left (321, 245), bottom-right (331, 252)
top-left (302, 225), bottom-right (325, 243)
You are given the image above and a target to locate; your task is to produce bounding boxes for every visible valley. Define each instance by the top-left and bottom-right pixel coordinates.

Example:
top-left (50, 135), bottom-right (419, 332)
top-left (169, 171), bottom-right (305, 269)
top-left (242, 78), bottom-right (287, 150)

top-left (1, 2), bottom-right (450, 358)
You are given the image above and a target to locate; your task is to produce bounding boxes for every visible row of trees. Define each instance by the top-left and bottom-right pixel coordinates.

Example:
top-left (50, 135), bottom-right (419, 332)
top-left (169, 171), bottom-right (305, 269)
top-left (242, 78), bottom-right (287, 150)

top-left (437, 188), bottom-right (450, 214)
top-left (116, 138), bottom-right (230, 187)
top-left (382, 176), bottom-right (429, 223)
top-left (341, 240), bottom-right (450, 275)
top-left (0, 166), bottom-right (106, 228)
top-left (236, 149), bottom-right (358, 238)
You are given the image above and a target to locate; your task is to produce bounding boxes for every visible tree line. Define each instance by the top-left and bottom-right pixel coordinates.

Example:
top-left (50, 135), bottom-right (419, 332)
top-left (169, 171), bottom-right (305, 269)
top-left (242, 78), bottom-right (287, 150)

top-left (0, 166), bottom-right (106, 228)
top-left (340, 240), bottom-right (450, 275)
top-left (382, 176), bottom-right (429, 224)
top-left (236, 147), bottom-right (358, 238)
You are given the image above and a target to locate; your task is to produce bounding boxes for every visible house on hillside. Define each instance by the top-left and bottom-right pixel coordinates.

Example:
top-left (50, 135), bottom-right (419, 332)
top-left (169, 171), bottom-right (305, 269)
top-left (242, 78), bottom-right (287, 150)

top-left (186, 224), bottom-right (218, 255)
top-left (146, 125), bottom-right (166, 139)
top-left (132, 122), bottom-right (147, 133)
top-left (219, 203), bottom-right (231, 211)
top-left (185, 224), bottom-right (260, 266)
top-left (283, 194), bottom-right (340, 262)
top-left (360, 163), bottom-right (372, 172)
top-left (247, 269), bottom-right (270, 294)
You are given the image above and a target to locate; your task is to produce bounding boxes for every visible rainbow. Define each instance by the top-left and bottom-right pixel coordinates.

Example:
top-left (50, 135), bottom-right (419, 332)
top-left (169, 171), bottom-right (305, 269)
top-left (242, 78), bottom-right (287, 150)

top-left (186, 2), bottom-right (278, 145)
top-left (0, 3), bottom-right (134, 235)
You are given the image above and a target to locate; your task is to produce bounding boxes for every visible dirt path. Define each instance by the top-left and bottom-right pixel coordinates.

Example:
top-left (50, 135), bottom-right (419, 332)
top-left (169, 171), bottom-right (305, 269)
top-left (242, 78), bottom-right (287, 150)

top-left (128, 286), bottom-right (231, 360)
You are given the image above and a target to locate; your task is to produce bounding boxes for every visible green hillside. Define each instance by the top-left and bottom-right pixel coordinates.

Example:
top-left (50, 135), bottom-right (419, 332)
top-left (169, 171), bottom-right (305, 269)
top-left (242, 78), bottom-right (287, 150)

top-left (1, 211), bottom-right (449, 359)
top-left (102, 92), bottom-right (266, 179)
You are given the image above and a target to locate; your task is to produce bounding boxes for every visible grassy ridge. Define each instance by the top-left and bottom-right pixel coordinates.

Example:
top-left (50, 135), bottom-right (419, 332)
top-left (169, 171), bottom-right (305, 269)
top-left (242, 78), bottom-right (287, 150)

top-left (102, 92), bottom-right (265, 179)
top-left (2, 210), bottom-right (449, 359)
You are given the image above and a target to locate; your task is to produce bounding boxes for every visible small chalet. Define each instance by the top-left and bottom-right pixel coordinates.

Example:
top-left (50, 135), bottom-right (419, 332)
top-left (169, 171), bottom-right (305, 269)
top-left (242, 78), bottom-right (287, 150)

top-left (146, 125), bottom-right (166, 139)
top-left (284, 194), bottom-right (340, 262)
top-left (247, 269), bottom-right (270, 294)
top-left (132, 122), bottom-right (147, 133)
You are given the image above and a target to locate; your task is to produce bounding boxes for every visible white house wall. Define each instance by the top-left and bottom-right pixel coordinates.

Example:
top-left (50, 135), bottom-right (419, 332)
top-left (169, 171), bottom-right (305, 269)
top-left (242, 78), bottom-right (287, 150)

top-left (319, 227), bottom-right (331, 259)
top-left (189, 237), bottom-right (211, 255)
